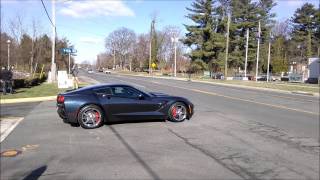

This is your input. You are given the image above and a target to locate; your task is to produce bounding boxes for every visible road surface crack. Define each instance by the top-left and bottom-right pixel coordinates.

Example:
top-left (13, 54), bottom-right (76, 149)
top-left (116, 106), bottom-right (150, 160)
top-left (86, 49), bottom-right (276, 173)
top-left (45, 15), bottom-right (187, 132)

top-left (167, 128), bottom-right (257, 180)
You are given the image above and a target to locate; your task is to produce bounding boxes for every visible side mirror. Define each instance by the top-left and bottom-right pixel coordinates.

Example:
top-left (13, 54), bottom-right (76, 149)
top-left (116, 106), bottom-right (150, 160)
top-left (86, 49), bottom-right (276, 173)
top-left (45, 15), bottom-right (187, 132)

top-left (102, 94), bottom-right (111, 99)
top-left (138, 94), bottom-right (144, 100)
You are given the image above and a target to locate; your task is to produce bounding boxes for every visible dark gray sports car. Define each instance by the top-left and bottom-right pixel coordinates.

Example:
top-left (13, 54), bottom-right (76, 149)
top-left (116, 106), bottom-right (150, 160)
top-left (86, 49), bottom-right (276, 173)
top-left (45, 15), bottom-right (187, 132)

top-left (57, 84), bottom-right (194, 129)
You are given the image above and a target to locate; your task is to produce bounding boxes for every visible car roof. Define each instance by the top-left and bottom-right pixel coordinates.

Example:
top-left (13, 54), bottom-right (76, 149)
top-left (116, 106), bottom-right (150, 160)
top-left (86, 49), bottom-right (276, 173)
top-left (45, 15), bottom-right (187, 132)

top-left (77, 83), bottom-right (134, 91)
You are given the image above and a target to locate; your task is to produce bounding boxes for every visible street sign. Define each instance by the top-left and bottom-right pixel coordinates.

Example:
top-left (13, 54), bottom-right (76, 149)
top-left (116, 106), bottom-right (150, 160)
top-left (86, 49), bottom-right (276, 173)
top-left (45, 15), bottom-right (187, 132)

top-left (60, 47), bottom-right (76, 55)
top-left (151, 62), bottom-right (156, 69)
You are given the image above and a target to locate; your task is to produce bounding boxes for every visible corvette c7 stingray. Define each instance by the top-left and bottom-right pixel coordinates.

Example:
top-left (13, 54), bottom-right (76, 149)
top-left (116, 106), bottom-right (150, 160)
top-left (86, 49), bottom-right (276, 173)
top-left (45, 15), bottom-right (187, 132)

top-left (57, 84), bottom-right (194, 129)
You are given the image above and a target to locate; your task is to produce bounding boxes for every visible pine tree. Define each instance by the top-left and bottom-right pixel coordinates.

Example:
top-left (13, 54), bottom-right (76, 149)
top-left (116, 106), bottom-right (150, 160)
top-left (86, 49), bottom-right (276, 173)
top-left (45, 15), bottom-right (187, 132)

top-left (150, 20), bottom-right (158, 64)
top-left (184, 0), bottom-right (219, 65)
top-left (291, 3), bottom-right (318, 61)
top-left (228, 0), bottom-right (275, 73)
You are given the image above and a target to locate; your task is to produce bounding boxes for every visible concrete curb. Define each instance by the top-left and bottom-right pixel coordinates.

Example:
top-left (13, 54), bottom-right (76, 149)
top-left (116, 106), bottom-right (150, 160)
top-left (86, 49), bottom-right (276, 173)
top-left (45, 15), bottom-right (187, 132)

top-left (0, 96), bottom-right (56, 104)
top-left (115, 72), bottom-right (319, 97)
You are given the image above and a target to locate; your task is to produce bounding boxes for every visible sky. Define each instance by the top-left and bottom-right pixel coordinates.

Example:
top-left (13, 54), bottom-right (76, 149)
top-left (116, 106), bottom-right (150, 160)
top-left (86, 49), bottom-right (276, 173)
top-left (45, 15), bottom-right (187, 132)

top-left (1, 0), bottom-right (319, 64)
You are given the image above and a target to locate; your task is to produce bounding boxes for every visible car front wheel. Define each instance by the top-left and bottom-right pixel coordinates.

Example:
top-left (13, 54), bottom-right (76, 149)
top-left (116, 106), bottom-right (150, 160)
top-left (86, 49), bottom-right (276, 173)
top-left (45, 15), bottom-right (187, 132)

top-left (78, 105), bottom-right (104, 129)
top-left (168, 102), bottom-right (188, 122)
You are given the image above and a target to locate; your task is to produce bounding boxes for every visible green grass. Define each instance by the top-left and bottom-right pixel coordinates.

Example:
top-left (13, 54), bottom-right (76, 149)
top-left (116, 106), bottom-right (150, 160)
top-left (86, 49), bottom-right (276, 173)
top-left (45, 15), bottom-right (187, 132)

top-left (197, 79), bottom-right (319, 93)
top-left (0, 82), bottom-right (89, 99)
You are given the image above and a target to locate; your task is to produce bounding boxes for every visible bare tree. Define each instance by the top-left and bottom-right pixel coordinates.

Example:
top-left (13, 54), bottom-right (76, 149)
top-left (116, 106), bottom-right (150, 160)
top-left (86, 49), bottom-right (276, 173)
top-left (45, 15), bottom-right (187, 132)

top-left (105, 27), bottom-right (136, 70)
top-left (132, 33), bottom-right (150, 70)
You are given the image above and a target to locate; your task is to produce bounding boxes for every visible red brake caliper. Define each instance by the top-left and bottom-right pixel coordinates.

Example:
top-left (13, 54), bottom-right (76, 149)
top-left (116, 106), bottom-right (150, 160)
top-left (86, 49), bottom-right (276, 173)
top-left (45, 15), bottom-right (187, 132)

top-left (172, 107), bottom-right (177, 117)
top-left (95, 112), bottom-right (100, 123)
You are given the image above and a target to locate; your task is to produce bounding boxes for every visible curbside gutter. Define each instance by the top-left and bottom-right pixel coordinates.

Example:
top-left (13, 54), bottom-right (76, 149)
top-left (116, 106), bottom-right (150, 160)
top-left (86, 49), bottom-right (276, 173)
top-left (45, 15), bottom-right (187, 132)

top-left (114, 72), bottom-right (320, 97)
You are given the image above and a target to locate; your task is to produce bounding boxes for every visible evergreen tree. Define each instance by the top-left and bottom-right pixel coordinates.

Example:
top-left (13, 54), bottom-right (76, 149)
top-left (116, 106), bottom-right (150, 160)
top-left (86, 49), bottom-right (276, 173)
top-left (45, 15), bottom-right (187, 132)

top-left (229, 0), bottom-right (275, 73)
top-left (291, 3), bottom-right (318, 60)
top-left (150, 19), bottom-right (158, 64)
top-left (184, 0), bottom-right (220, 65)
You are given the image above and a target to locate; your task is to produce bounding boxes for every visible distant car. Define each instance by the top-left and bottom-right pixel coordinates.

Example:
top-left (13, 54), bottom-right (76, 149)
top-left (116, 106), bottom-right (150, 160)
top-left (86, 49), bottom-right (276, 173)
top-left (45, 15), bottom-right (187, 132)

top-left (57, 84), bottom-right (194, 129)
top-left (104, 69), bottom-right (111, 74)
top-left (88, 69), bottom-right (93, 74)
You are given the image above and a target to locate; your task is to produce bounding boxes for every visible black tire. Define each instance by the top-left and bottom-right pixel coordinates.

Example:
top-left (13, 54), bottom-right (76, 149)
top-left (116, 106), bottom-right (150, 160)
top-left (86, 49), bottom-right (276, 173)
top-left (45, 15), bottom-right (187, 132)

top-left (62, 118), bottom-right (69, 124)
top-left (78, 105), bottom-right (104, 129)
top-left (168, 102), bottom-right (188, 122)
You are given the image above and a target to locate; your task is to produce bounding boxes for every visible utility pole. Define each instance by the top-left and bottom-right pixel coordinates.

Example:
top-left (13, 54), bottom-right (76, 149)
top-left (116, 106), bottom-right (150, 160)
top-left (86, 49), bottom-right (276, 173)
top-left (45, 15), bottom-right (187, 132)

top-left (174, 40), bottom-right (177, 77)
top-left (149, 38), bottom-right (152, 75)
top-left (244, 28), bottom-right (249, 78)
top-left (7, 40), bottom-right (11, 69)
top-left (50, 0), bottom-right (56, 82)
top-left (225, 14), bottom-right (230, 78)
top-left (255, 20), bottom-right (261, 82)
top-left (68, 52), bottom-right (71, 74)
top-left (113, 49), bottom-right (116, 70)
top-left (30, 52), bottom-right (34, 74)
top-left (149, 20), bottom-right (154, 75)
top-left (171, 37), bottom-right (178, 77)
top-left (267, 32), bottom-right (272, 82)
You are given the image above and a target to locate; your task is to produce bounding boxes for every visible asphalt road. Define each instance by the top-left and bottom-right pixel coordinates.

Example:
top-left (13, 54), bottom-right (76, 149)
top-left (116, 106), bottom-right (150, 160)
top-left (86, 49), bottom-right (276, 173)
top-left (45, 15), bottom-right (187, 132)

top-left (0, 102), bottom-right (40, 118)
top-left (1, 71), bottom-right (319, 180)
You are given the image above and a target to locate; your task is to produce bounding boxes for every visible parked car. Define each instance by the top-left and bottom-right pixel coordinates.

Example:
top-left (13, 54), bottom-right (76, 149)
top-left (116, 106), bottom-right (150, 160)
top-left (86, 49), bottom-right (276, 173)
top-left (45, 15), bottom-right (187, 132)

top-left (88, 69), bottom-right (93, 74)
top-left (104, 69), bottom-right (111, 74)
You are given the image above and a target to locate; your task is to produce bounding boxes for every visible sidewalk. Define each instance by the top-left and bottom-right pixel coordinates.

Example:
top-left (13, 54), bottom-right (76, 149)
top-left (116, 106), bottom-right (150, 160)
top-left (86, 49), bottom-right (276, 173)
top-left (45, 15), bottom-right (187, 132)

top-left (114, 72), bottom-right (319, 97)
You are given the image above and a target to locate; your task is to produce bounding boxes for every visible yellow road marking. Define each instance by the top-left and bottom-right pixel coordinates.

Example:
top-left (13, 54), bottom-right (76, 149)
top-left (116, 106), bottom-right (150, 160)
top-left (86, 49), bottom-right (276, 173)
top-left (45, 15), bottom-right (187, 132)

top-left (178, 86), bottom-right (318, 116)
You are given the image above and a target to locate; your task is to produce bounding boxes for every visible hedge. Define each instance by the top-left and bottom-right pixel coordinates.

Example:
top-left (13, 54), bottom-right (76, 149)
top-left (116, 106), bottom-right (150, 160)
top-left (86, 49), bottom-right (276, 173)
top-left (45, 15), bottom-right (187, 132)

top-left (13, 74), bottom-right (47, 89)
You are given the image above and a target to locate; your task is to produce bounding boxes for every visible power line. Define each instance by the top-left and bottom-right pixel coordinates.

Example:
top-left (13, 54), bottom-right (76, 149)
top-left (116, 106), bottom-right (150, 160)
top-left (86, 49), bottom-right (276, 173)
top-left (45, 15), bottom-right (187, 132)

top-left (40, 0), bottom-right (55, 28)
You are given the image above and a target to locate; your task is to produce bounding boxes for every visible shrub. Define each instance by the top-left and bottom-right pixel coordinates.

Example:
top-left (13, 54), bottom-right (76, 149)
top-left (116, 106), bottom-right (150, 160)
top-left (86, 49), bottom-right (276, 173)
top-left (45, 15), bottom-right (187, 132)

top-left (11, 73), bottom-right (47, 89)
top-left (13, 79), bottom-right (26, 89)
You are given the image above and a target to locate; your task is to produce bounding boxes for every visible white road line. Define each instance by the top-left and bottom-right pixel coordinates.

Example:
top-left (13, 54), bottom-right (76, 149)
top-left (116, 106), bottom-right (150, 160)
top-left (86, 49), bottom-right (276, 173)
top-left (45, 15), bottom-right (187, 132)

top-left (0, 117), bottom-right (24, 143)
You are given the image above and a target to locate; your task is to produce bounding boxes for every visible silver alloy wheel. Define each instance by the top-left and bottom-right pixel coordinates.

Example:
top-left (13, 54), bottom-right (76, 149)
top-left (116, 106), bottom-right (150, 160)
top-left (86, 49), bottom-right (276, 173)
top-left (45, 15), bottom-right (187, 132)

top-left (81, 108), bottom-right (101, 128)
top-left (171, 104), bottom-right (187, 122)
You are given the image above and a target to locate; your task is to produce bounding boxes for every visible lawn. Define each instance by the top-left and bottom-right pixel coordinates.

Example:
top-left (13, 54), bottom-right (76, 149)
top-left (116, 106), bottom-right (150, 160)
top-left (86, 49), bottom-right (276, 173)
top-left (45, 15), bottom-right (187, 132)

top-left (198, 79), bottom-right (320, 93)
top-left (0, 82), bottom-right (89, 99)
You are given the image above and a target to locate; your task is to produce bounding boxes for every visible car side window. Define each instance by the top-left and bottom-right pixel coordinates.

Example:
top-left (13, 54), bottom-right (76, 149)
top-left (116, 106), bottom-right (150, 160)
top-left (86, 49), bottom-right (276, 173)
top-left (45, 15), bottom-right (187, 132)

top-left (94, 87), bottom-right (112, 95)
top-left (111, 86), bottom-right (140, 98)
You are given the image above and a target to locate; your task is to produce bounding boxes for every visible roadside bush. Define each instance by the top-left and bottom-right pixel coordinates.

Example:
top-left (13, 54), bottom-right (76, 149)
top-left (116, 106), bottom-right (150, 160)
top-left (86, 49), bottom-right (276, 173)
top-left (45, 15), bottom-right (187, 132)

top-left (13, 79), bottom-right (26, 89)
top-left (11, 73), bottom-right (47, 89)
top-left (25, 77), bottom-right (40, 87)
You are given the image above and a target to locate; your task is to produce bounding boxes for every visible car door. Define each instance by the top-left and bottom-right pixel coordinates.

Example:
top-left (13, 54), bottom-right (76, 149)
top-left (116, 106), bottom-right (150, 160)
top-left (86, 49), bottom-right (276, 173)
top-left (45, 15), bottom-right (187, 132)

top-left (107, 86), bottom-right (162, 121)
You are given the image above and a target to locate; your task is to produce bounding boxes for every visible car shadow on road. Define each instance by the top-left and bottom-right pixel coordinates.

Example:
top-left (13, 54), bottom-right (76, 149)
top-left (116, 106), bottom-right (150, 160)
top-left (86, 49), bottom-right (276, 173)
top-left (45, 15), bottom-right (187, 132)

top-left (22, 165), bottom-right (47, 180)
top-left (105, 119), bottom-right (164, 125)
top-left (108, 125), bottom-right (161, 180)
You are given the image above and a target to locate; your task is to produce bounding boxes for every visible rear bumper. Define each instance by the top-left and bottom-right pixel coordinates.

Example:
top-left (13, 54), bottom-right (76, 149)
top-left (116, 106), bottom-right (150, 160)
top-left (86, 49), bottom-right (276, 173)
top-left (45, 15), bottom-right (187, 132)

top-left (57, 103), bottom-right (78, 123)
top-left (57, 104), bottom-right (67, 120)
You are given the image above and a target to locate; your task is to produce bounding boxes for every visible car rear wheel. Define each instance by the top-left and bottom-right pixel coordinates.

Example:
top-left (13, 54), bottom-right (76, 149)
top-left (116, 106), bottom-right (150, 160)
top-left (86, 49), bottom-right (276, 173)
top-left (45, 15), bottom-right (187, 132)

top-left (168, 102), bottom-right (187, 122)
top-left (78, 105), bottom-right (104, 129)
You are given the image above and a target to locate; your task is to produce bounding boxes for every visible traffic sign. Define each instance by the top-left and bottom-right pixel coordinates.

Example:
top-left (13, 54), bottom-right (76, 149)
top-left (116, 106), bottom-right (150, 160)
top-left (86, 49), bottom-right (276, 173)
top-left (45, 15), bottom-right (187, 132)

top-left (151, 62), bottom-right (156, 69)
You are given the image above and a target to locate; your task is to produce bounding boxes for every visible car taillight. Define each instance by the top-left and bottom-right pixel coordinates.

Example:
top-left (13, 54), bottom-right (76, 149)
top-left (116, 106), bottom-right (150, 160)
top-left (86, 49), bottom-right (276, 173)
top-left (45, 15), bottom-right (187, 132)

top-left (57, 95), bottom-right (65, 103)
